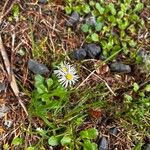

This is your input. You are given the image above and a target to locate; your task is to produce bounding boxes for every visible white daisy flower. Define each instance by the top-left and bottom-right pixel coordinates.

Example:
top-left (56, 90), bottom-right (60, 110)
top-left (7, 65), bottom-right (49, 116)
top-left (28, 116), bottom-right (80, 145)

top-left (54, 62), bottom-right (79, 88)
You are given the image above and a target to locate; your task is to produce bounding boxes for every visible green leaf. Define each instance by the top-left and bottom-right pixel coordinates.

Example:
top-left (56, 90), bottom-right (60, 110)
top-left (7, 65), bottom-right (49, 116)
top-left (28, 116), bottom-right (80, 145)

top-left (89, 1), bottom-right (95, 6)
top-left (91, 33), bottom-right (99, 42)
top-left (145, 84), bottom-right (150, 92)
top-left (108, 3), bottom-right (116, 15)
top-left (3, 143), bottom-right (9, 150)
top-left (117, 11), bottom-right (124, 18)
top-left (75, 117), bottom-right (84, 126)
top-left (95, 22), bottom-right (103, 31)
top-left (80, 128), bottom-right (98, 140)
top-left (121, 3), bottom-right (127, 12)
top-left (12, 4), bottom-right (20, 18)
top-left (134, 3), bottom-right (144, 12)
top-left (95, 3), bottom-right (105, 15)
top-left (118, 19), bottom-right (129, 30)
top-left (35, 75), bottom-right (44, 87)
top-left (81, 24), bottom-right (90, 33)
top-left (133, 83), bottom-right (139, 92)
top-left (83, 4), bottom-right (91, 14)
top-left (129, 40), bottom-right (136, 47)
top-left (131, 14), bottom-right (140, 21)
top-left (124, 94), bottom-right (133, 103)
top-left (48, 136), bottom-right (62, 146)
top-left (11, 137), bottom-right (23, 146)
top-left (47, 78), bottom-right (53, 89)
top-left (128, 25), bottom-right (136, 33)
top-left (65, 6), bottom-right (72, 14)
top-left (61, 135), bottom-right (72, 146)
top-left (83, 140), bottom-right (98, 150)
top-left (37, 84), bottom-right (48, 94)
top-left (25, 147), bottom-right (35, 150)
top-left (134, 143), bottom-right (143, 150)
top-left (74, 6), bottom-right (82, 14)
top-left (108, 15), bottom-right (116, 24)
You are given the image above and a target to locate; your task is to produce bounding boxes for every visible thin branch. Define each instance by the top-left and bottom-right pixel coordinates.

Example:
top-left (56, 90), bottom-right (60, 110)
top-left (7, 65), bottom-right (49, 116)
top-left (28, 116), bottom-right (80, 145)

top-left (80, 66), bottom-right (116, 96)
top-left (0, 0), bottom-right (15, 24)
top-left (76, 49), bottom-right (123, 93)
top-left (0, 34), bottom-right (28, 116)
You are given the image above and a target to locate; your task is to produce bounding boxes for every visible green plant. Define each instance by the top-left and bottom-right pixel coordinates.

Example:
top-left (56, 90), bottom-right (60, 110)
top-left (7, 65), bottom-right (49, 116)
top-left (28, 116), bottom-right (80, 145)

top-left (65, 0), bottom-right (144, 58)
top-left (8, 3), bottom-right (20, 21)
top-left (28, 75), bottom-right (106, 149)
top-left (48, 127), bottom-right (98, 150)
top-left (124, 85), bottom-right (149, 125)
top-left (116, 82), bottom-right (150, 144)
top-left (29, 75), bottom-right (70, 127)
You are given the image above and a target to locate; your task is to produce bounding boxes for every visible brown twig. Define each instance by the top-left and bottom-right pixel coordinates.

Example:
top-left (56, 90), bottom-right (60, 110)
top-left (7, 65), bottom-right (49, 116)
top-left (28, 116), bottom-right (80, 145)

top-left (0, 34), bottom-right (28, 116)
top-left (77, 65), bottom-right (116, 96)
top-left (0, 0), bottom-right (16, 24)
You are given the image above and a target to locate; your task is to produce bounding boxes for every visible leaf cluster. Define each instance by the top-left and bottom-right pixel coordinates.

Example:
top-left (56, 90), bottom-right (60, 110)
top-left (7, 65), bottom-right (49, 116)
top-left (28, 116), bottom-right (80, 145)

top-left (65, 0), bottom-right (144, 57)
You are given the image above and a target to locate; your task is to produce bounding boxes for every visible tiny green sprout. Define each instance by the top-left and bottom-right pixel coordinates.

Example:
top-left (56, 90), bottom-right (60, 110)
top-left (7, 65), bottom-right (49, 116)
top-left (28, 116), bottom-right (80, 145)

top-left (133, 82), bottom-right (139, 92)
top-left (11, 137), bottom-right (23, 146)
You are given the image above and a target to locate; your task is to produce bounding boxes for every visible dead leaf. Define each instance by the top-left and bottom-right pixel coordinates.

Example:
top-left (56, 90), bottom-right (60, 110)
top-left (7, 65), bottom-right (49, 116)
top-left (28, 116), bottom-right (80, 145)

top-left (94, 61), bottom-right (109, 75)
top-left (89, 108), bottom-right (103, 119)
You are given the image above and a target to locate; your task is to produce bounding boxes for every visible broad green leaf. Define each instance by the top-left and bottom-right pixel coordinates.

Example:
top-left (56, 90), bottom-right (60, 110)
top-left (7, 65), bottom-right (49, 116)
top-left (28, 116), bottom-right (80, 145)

top-left (65, 6), bottom-right (72, 14)
top-left (83, 140), bottom-right (98, 150)
top-left (108, 3), bottom-right (116, 15)
top-left (133, 83), bottom-right (139, 92)
top-left (117, 11), bottom-right (124, 18)
top-left (47, 78), bottom-right (53, 89)
top-left (107, 42), bottom-right (113, 50)
top-left (134, 3), bottom-right (144, 12)
top-left (11, 137), bottom-right (23, 146)
top-left (138, 92), bottom-right (145, 97)
top-left (102, 26), bottom-right (110, 33)
top-left (80, 128), bottom-right (98, 139)
top-left (134, 143), bottom-right (142, 150)
top-left (118, 19), bottom-right (129, 30)
top-left (95, 3), bottom-right (105, 15)
top-left (83, 5), bottom-right (91, 14)
top-left (74, 6), bottom-right (82, 14)
top-left (145, 84), bottom-right (150, 92)
top-left (91, 33), bottom-right (99, 42)
top-left (61, 135), bottom-right (72, 146)
top-left (48, 136), bottom-right (61, 146)
top-left (81, 24), bottom-right (90, 33)
top-left (108, 15), bottom-right (116, 24)
top-left (121, 3), bottom-right (127, 12)
top-left (95, 22), bottom-right (103, 31)
top-left (35, 75), bottom-right (44, 87)
top-left (131, 14), bottom-right (140, 21)
top-left (75, 117), bottom-right (84, 126)
top-left (37, 84), bottom-right (48, 94)
top-left (89, 1), bottom-right (95, 6)
top-left (124, 94), bottom-right (133, 103)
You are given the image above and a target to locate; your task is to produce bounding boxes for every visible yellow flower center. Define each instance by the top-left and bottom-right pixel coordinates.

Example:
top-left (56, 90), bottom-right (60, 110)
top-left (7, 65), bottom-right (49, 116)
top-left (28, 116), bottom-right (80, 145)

top-left (66, 73), bottom-right (73, 80)
top-left (62, 67), bottom-right (68, 72)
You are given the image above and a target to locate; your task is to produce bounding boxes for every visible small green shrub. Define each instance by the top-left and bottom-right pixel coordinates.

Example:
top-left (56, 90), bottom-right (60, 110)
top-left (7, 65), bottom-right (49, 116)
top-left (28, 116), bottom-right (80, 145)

top-left (116, 82), bottom-right (150, 142)
top-left (65, 0), bottom-right (144, 58)
top-left (28, 75), bottom-right (103, 149)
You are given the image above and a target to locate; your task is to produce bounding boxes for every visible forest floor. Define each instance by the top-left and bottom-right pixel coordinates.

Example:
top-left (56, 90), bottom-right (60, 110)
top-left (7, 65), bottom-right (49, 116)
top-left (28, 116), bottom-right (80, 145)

top-left (0, 0), bottom-right (150, 150)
